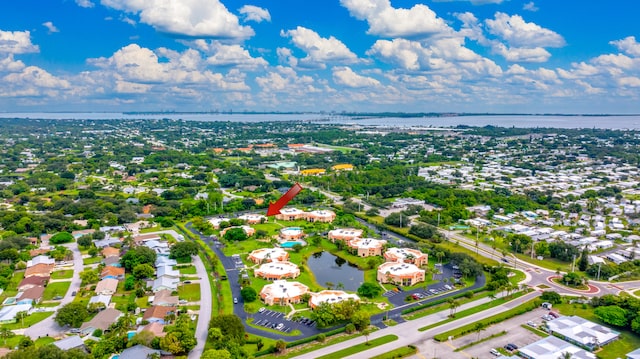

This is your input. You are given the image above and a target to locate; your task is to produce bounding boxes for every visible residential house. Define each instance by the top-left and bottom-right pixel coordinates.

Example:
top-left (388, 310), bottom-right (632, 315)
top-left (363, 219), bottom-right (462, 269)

top-left (89, 294), bottom-right (112, 308)
top-left (142, 306), bottom-right (175, 324)
top-left (17, 286), bottom-right (45, 304)
top-left (152, 277), bottom-right (179, 293)
top-left (94, 237), bottom-right (122, 248)
top-left (155, 257), bottom-right (177, 267)
top-left (53, 335), bottom-right (85, 351)
top-left (95, 278), bottom-right (119, 295)
top-left (133, 233), bottom-right (161, 245)
top-left (156, 266), bottom-right (178, 280)
top-left (26, 255), bottom-right (55, 267)
top-left (348, 238), bottom-right (387, 257)
top-left (24, 263), bottom-right (54, 278)
top-left (101, 247), bottom-right (120, 258)
top-left (0, 304), bottom-right (32, 324)
top-left (259, 280), bottom-right (309, 306)
top-left (18, 275), bottom-right (49, 291)
top-left (139, 322), bottom-right (166, 338)
top-left (377, 262), bottom-right (425, 286)
top-left (102, 256), bottom-right (121, 267)
top-left (80, 308), bottom-right (123, 336)
top-left (309, 290), bottom-right (360, 309)
top-left (118, 345), bottom-right (162, 359)
top-left (151, 289), bottom-right (178, 307)
top-left (383, 248), bottom-right (429, 267)
top-left (101, 266), bottom-right (125, 280)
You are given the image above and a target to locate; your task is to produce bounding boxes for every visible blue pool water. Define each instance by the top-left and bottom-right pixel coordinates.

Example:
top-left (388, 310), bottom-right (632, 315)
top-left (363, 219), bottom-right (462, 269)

top-left (280, 241), bottom-right (303, 248)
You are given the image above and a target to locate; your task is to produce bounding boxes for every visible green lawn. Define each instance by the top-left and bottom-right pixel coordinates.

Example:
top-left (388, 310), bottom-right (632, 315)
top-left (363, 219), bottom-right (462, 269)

top-left (136, 296), bottom-right (150, 309)
top-left (178, 283), bottom-right (201, 301)
top-left (51, 270), bottom-right (74, 280)
top-left (43, 281), bottom-right (71, 300)
top-left (420, 291), bottom-right (531, 332)
top-left (2, 312), bottom-right (54, 329)
top-left (316, 334), bottom-right (398, 359)
top-left (369, 345), bottom-right (417, 359)
top-left (83, 256), bottom-right (103, 265)
top-left (178, 265), bottom-right (197, 275)
top-left (554, 303), bottom-right (640, 359)
top-left (0, 271), bottom-right (25, 300)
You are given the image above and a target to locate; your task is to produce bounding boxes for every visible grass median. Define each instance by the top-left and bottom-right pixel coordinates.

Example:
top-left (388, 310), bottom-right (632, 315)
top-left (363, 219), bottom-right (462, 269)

top-left (315, 334), bottom-right (398, 359)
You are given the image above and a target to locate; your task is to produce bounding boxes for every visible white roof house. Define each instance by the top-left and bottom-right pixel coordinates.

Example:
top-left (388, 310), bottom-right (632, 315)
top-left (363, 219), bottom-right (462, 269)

top-left (27, 255), bottom-right (55, 267)
top-left (519, 336), bottom-right (595, 359)
top-left (248, 247), bottom-right (289, 264)
top-left (309, 290), bottom-right (360, 309)
top-left (0, 303), bottom-right (32, 323)
top-left (255, 261), bottom-right (300, 280)
top-left (547, 315), bottom-right (620, 350)
top-left (89, 294), bottom-right (112, 307)
top-left (259, 280), bottom-right (309, 306)
top-left (152, 276), bottom-right (179, 292)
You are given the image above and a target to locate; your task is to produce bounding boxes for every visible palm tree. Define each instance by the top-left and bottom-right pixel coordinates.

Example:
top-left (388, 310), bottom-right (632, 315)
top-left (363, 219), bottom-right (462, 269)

top-left (558, 351), bottom-right (572, 359)
top-left (435, 251), bottom-right (444, 264)
top-left (448, 298), bottom-right (460, 317)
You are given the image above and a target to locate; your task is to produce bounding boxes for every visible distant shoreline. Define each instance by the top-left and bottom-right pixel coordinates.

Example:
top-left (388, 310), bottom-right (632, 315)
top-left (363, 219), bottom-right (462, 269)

top-left (2, 112), bottom-right (640, 129)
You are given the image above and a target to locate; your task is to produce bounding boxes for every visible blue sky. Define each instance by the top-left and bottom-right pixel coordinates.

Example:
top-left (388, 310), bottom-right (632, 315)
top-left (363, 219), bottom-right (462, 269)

top-left (0, 0), bottom-right (639, 113)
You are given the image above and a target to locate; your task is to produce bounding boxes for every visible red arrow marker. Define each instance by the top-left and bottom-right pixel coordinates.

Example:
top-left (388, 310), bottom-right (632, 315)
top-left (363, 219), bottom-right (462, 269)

top-left (267, 183), bottom-right (303, 216)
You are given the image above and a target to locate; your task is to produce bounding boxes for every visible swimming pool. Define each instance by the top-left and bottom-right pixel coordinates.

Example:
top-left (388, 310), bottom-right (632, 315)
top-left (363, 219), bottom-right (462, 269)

top-left (280, 241), bottom-right (303, 248)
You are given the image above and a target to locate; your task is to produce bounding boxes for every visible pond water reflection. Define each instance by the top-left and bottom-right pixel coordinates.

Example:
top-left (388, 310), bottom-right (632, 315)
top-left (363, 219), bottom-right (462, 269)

top-left (306, 251), bottom-right (364, 291)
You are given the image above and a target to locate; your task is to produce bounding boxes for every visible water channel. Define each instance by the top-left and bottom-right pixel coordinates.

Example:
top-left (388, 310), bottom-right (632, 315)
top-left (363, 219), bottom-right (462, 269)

top-left (306, 251), bottom-right (364, 292)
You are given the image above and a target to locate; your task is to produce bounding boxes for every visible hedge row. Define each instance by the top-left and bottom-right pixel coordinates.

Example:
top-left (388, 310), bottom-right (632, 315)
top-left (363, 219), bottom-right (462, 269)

top-left (434, 298), bottom-right (540, 341)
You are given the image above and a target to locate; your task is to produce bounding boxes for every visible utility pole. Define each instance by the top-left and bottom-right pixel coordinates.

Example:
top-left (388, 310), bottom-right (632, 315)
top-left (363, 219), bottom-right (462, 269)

top-left (597, 262), bottom-right (602, 281)
top-left (571, 254), bottom-right (576, 272)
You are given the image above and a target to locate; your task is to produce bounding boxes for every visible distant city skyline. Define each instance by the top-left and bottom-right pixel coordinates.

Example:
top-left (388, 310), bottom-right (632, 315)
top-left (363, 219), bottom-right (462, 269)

top-left (1, 0), bottom-right (639, 113)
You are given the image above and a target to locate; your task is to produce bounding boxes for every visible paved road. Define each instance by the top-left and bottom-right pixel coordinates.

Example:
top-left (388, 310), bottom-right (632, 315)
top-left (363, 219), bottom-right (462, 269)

top-left (443, 229), bottom-right (621, 297)
top-left (188, 253), bottom-right (212, 359)
top-left (292, 291), bottom-right (541, 359)
top-left (24, 241), bottom-right (83, 339)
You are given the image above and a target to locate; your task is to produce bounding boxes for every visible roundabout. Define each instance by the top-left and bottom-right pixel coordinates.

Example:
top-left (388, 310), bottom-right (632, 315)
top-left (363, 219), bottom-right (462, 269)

top-left (546, 275), bottom-right (600, 295)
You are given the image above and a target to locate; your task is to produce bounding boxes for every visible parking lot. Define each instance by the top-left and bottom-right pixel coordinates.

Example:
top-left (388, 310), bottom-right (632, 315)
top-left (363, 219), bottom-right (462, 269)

top-left (420, 307), bottom-right (549, 359)
top-left (251, 307), bottom-right (317, 335)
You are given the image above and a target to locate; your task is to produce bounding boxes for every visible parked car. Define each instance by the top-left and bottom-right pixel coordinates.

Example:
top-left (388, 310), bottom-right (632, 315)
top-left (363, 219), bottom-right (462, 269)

top-left (233, 298), bottom-right (238, 304)
top-left (490, 349), bottom-right (500, 356)
top-left (527, 321), bottom-right (537, 328)
top-left (258, 307), bottom-right (266, 313)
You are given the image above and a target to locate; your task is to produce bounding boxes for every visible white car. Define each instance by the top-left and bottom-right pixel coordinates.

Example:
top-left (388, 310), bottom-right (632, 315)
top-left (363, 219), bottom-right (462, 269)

top-left (258, 307), bottom-right (266, 313)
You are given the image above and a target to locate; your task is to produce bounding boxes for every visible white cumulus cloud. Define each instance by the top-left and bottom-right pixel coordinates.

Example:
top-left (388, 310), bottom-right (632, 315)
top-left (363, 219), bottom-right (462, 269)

top-left (610, 36), bottom-right (640, 58)
top-left (340, 0), bottom-right (450, 38)
top-left (281, 26), bottom-right (358, 69)
top-left (332, 66), bottom-right (380, 88)
top-left (486, 12), bottom-right (564, 48)
top-left (239, 5), bottom-right (271, 23)
top-left (203, 41), bottom-right (268, 69)
top-left (0, 30), bottom-right (39, 54)
top-left (42, 21), bottom-right (59, 34)
top-left (101, 0), bottom-right (254, 39)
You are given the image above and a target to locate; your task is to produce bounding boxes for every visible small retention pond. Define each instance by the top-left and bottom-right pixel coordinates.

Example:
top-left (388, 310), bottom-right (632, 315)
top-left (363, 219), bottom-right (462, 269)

top-left (306, 251), bottom-right (364, 292)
